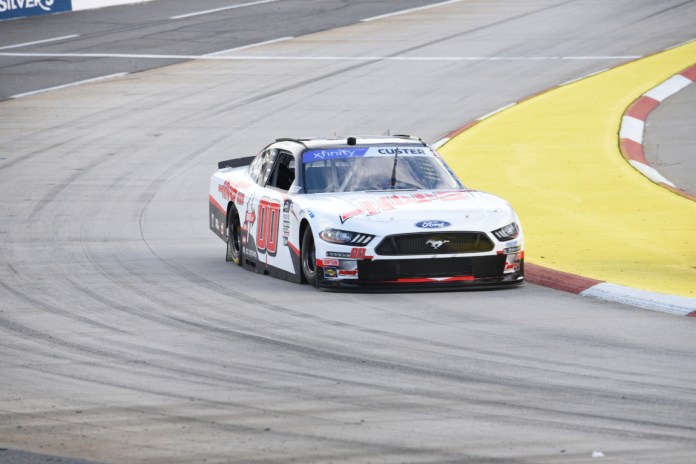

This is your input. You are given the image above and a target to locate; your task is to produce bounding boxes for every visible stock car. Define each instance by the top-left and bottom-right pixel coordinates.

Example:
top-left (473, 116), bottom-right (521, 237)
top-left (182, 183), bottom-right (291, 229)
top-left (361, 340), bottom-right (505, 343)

top-left (209, 135), bottom-right (524, 289)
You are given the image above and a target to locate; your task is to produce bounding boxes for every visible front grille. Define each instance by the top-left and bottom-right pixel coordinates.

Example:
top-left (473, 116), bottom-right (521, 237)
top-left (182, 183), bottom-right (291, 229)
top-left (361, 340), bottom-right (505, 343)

top-left (357, 256), bottom-right (506, 282)
top-left (375, 232), bottom-right (494, 255)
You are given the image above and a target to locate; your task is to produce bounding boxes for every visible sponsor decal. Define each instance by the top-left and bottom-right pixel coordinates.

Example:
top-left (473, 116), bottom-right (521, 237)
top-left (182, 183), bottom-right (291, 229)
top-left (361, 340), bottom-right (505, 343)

top-left (236, 191), bottom-right (245, 206)
top-left (326, 251), bottom-right (352, 258)
top-left (503, 245), bottom-right (522, 254)
top-left (219, 178), bottom-right (251, 203)
top-left (338, 269), bottom-right (358, 276)
top-left (324, 267), bottom-right (338, 279)
top-left (241, 193), bottom-right (256, 246)
top-left (303, 147), bottom-right (369, 163)
top-left (244, 211), bottom-right (256, 226)
top-left (504, 253), bottom-right (522, 274)
top-left (376, 147), bottom-right (428, 155)
top-left (339, 190), bottom-right (472, 223)
top-left (244, 247), bottom-right (258, 259)
top-left (303, 146), bottom-right (435, 163)
top-left (416, 220), bottom-right (451, 229)
top-left (350, 248), bottom-right (367, 259)
top-left (318, 258), bottom-right (340, 267)
top-left (282, 200), bottom-right (292, 245)
top-left (426, 238), bottom-right (450, 250)
top-left (0, 0), bottom-right (71, 20)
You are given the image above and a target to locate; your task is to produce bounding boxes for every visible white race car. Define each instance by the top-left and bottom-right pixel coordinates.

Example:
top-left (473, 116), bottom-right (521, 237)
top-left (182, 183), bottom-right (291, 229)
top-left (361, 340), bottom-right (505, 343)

top-left (209, 136), bottom-right (524, 289)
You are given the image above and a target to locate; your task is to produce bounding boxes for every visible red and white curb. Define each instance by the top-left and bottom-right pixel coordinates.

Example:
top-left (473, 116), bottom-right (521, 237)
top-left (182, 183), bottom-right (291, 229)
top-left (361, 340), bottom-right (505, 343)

top-left (523, 264), bottom-right (696, 316)
top-left (434, 53), bottom-right (696, 318)
top-left (619, 63), bottom-right (696, 201)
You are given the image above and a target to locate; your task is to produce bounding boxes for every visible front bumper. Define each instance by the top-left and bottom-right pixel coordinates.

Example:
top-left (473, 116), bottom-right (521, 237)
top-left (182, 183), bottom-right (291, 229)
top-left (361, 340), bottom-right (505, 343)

top-left (316, 255), bottom-right (524, 290)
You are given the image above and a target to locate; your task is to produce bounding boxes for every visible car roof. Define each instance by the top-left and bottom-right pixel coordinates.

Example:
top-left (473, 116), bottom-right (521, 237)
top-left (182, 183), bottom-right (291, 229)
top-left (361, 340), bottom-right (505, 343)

top-left (272, 135), bottom-right (426, 153)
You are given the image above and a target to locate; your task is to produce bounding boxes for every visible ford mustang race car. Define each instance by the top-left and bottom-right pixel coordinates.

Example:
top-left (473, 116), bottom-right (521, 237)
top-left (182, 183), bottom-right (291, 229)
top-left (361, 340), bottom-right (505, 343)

top-left (209, 135), bottom-right (524, 289)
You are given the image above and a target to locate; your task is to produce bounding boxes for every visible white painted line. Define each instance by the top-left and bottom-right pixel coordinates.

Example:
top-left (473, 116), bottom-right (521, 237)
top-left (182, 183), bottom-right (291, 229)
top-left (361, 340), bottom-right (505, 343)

top-left (643, 75), bottom-right (691, 102)
top-left (561, 55), bottom-right (641, 60)
top-left (171, 0), bottom-right (279, 20)
top-left (362, 0), bottom-right (460, 22)
top-left (0, 52), bottom-right (650, 62)
top-left (0, 52), bottom-right (198, 60)
top-left (205, 37), bottom-right (293, 57)
top-left (10, 73), bottom-right (128, 99)
top-left (0, 35), bottom-right (79, 51)
top-left (581, 283), bottom-right (696, 316)
top-left (629, 160), bottom-right (676, 187)
top-left (477, 103), bottom-right (516, 121)
top-left (431, 138), bottom-right (450, 150)
top-left (559, 68), bottom-right (609, 86)
top-left (619, 116), bottom-right (644, 143)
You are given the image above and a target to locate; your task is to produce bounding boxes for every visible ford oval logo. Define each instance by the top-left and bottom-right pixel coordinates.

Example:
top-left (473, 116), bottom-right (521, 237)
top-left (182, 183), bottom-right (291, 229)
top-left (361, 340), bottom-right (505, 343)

top-left (415, 220), bottom-right (450, 229)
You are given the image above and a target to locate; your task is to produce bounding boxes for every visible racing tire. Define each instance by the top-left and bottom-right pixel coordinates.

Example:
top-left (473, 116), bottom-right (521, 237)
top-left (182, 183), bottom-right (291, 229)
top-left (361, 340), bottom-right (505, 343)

top-left (301, 227), bottom-right (318, 287)
top-left (226, 206), bottom-right (242, 265)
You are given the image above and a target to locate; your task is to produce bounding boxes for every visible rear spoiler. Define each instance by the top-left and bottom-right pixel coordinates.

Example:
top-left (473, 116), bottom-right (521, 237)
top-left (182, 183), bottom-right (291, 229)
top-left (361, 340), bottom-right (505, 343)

top-left (218, 156), bottom-right (255, 170)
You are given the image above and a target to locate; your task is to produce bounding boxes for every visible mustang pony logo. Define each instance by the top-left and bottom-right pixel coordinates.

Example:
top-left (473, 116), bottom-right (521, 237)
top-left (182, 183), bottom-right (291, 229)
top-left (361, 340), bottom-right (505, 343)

top-left (426, 239), bottom-right (450, 250)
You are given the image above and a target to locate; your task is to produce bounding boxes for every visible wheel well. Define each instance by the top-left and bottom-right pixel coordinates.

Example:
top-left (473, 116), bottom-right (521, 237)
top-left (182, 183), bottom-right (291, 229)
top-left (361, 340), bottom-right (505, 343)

top-left (299, 219), bottom-right (310, 249)
top-left (226, 202), bottom-right (236, 229)
top-left (299, 219), bottom-right (314, 286)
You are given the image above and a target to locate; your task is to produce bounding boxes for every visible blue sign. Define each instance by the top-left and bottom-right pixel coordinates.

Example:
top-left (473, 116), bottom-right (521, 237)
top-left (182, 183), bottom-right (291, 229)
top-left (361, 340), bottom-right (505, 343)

top-left (415, 220), bottom-right (451, 229)
top-left (303, 147), bottom-right (369, 163)
top-left (0, 0), bottom-right (72, 21)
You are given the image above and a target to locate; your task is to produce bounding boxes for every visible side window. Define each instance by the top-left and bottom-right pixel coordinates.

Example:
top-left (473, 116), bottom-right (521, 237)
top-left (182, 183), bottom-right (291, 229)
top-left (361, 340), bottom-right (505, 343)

top-left (247, 149), bottom-right (277, 186)
top-left (267, 152), bottom-right (296, 191)
top-left (247, 150), bottom-right (264, 184)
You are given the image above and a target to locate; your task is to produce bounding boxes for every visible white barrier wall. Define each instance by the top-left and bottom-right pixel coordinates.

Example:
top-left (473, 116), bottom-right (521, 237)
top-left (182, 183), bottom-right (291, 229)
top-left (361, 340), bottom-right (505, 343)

top-left (0, 0), bottom-right (154, 20)
top-left (72, 0), bottom-right (153, 11)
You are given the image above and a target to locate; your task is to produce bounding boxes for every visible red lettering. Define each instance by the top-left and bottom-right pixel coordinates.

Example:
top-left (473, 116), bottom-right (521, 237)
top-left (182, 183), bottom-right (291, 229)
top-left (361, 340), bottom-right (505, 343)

top-left (350, 248), bottom-right (367, 259)
top-left (340, 208), bottom-right (364, 223)
top-left (377, 197), bottom-right (395, 211)
top-left (359, 199), bottom-right (379, 216)
top-left (256, 198), bottom-right (281, 256)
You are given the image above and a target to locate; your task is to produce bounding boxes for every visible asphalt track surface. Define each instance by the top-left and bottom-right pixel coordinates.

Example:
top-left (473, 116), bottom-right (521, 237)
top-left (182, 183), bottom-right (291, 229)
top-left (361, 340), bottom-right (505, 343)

top-left (1, 1), bottom-right (696, 463)
top-left (645, 80), bottom-right (696, 197)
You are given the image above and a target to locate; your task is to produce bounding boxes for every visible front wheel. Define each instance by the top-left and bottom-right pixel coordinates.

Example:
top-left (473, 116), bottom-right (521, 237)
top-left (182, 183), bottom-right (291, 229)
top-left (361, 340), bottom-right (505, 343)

top-left (301, 227), bottom-right (318, 287)
top-left (226, 206), bottom-right (242, 265)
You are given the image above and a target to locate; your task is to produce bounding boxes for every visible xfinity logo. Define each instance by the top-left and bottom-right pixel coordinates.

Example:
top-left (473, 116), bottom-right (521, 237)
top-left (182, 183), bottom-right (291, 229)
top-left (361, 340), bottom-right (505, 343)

top-left (311, 149), bottom-right (358, 160)
top-left (415, 220), bottom-right (450, 229)
top-left (303, 147), bottom-right (369, 163)
top-left (426, 239), bottom-right (450, 250)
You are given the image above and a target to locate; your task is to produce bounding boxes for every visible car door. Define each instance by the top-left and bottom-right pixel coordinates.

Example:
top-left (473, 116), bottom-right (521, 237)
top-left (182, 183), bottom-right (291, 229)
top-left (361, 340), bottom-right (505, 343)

top-left (246, 148), bottom-right (295, 274)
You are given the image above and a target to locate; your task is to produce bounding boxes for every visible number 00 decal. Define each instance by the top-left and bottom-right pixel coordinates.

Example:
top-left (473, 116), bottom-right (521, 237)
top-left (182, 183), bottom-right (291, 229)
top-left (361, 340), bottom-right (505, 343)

top-left (256, 198), bottom-right (281, 256)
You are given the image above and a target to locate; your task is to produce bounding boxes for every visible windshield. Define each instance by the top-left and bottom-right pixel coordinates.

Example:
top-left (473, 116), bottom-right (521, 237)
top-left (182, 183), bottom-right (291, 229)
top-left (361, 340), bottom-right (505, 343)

top-left (302, 145), bottom-right (463, 193)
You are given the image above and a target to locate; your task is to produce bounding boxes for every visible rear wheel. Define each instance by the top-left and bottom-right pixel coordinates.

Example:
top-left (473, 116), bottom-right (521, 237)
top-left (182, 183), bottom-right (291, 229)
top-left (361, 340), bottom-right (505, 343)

top-left (301, 226), bottom-right (318, 287)
top-left (226, 206), bottom-right (242, 265)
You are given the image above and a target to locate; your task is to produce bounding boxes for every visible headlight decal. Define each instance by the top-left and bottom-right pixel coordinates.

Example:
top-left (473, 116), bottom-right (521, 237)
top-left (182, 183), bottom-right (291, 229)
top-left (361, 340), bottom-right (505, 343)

top-left (319, 228), bottom-right (374, 246)
top-left (492, 223), bottom-right (519, 241)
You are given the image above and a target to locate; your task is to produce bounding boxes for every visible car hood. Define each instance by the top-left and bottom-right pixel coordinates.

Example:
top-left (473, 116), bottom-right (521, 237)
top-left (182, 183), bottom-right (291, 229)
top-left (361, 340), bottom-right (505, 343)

top-left (300, 189), bottom-right (517, 233)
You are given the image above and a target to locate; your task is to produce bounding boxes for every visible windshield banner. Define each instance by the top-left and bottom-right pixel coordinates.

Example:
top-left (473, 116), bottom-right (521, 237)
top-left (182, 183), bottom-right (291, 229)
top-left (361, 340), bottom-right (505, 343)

top-left (303, 146), bottom-right (433, 163)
